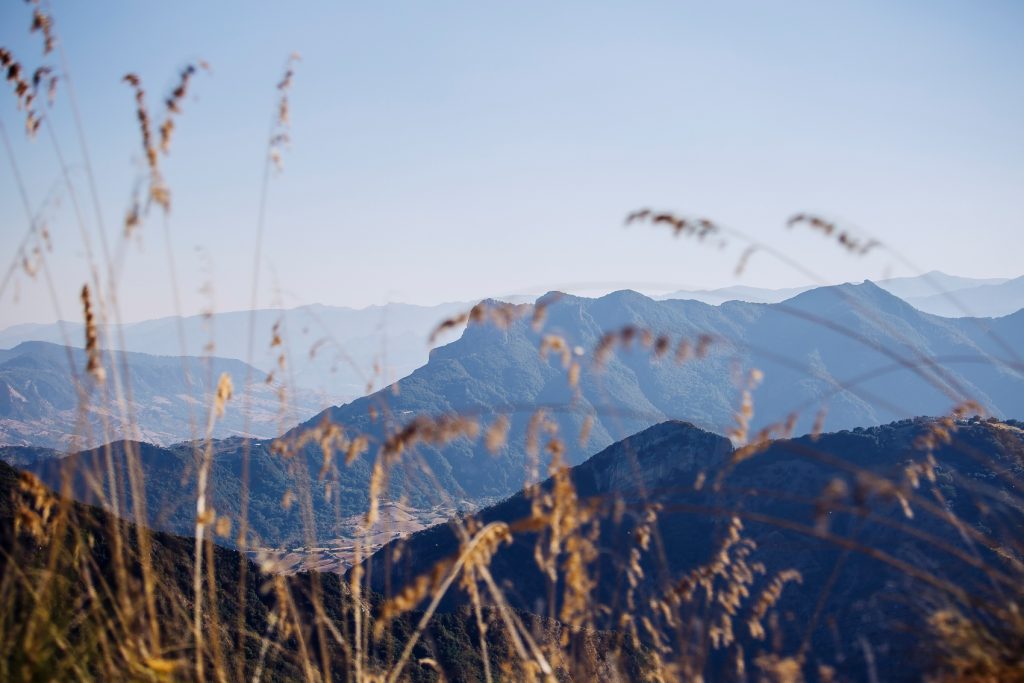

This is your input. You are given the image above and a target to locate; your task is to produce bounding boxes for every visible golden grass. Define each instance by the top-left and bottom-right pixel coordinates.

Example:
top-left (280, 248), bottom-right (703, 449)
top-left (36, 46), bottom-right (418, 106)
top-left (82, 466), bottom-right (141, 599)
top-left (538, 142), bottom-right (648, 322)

top-left (1, 4), bottom-right (1023, 681)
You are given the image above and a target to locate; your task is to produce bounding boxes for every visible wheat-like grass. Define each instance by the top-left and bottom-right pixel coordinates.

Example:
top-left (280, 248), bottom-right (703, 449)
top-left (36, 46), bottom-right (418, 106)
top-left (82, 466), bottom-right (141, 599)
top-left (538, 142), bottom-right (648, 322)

top-left (2, 6), bottom-right (1023, 681)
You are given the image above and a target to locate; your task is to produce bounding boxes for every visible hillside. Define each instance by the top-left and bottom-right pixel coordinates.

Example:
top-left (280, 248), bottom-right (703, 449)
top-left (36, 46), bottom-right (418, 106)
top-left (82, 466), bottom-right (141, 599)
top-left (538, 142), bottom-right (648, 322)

top-left (292, 280), bottom-right (1024, 505)
top-left (3, 282), bottom-right (1023, 550)
top-left (362, 417), bottom-right (1024, 680)
top-left (0, 341), bottom-right (323, 449)
top-left (0, 458), bottom-right (645, 680)
top-left (0, 301), bottom-right (483, 403)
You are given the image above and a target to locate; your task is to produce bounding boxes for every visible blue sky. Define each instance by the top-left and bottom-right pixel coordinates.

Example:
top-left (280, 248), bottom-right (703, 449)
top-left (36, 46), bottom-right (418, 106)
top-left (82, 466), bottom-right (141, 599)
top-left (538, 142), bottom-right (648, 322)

top-left (1, 1), bottom-right (1022, 325)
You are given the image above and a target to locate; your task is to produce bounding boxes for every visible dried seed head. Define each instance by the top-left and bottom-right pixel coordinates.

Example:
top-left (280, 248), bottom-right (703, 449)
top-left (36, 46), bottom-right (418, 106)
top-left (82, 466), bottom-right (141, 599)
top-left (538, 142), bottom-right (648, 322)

top-left (811, 408), bottom-right (827, 441)
top-left (213, 372), bottom-right (233, 418)
top-left (29, 5), bottom-right (56, 55)
top-left (2, 47), bottom-right (46, 136)
top-left (540, 334), bottom-right (572, 368)
top-left (122, 63), bottom-right (206, 219)
top-left (913, 401), bottom-right (983, 452)
top-left (123, 73), bottom-right (156, 170)
top-left (80, 284), bottom-right (105, 383)
top-left (345, 435), bottom-right (369, 465)
top-left (429, 300), bottom-right (526, 343)
top-left (367, 413), bottom-right (479, 527)
top-left (627, 209), bottom-right (727, 252)
top-left (485, 415), bottom-right (511, 454)
top-left (594, 326), bottom-right (714, 370)
top-left (732, 412), bottom-right (799, 466)
top-left (728, 368), bottom-right (763, 446)
top-left (567, 360), bottom-right (581, 389)
top-left (747, 570), bottom-right (802, 640)
top-left (160, 62), bottom-right (208, 153)
top-left (788, 213), bottom-right (880, 255)
top-left (269, 53), bottom-right (300, 170)
top-left (381, 414), bottom-right (480, 463)
top-left (14, 471), bottom-right (56, 541)
top-left (735, 245), bottom-right (758, 276)
top-left (578, 415), bottom-right (593, 446)
top-left (531, 292), bottom-right (561, 330)
top-left (375, 557), bottom-right (453, 637)
top-left (214, 515), bottom-right (232, 538)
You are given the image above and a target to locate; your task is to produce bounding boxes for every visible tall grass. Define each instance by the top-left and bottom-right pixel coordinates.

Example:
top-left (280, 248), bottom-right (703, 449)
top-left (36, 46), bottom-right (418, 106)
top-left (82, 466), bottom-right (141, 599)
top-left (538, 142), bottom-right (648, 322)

top-left (2, 4), bottom-right (1023, 681)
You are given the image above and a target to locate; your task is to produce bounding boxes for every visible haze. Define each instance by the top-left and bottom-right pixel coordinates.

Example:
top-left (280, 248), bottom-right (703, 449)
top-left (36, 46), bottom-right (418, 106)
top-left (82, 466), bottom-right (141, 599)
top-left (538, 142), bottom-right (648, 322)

top-left (1, 0), bottom-right (1022, 326)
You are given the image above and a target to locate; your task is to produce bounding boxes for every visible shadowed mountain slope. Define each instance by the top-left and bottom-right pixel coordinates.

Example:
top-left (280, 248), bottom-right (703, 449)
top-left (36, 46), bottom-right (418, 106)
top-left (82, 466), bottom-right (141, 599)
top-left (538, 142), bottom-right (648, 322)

top-left (363, 417), bottom-right (1024, 681)
top-left (0, 458), bottom-right (645, 681)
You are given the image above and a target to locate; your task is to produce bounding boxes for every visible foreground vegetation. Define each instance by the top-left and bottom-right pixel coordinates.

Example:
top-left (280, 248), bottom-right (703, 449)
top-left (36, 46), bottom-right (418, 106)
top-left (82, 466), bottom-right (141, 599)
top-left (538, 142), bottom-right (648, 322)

top-left (3, 3), bottom-right (1024, 681)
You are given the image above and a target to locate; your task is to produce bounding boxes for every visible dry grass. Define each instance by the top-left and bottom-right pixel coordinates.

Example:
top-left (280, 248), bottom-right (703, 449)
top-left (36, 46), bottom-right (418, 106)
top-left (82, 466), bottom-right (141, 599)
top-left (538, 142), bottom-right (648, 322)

top-left (1, 5), bottom-right (1023, 682)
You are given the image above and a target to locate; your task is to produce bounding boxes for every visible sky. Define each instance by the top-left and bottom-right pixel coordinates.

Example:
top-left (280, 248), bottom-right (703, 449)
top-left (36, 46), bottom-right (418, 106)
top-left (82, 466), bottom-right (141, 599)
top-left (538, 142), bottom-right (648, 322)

top-left (1, 0), bottom-right (1022, 326)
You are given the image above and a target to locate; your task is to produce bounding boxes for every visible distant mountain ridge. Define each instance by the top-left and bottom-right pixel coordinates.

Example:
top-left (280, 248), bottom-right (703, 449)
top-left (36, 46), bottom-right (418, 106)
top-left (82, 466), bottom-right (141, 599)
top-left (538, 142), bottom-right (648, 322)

top-left (905, 275), bottom-right (1024, 318)
top-left (876, 270), bottom-right (1010, 300)
top-left (0, 300), bottom-right (481, 403)
top-left (0, 341), bottom-right (323, 449)
top-left (656, 283), bottom-right (814, 305)
top-left (2, 273), bottom-right (1019, 413)
top-left (658, 271), bottom-right (1022, 318)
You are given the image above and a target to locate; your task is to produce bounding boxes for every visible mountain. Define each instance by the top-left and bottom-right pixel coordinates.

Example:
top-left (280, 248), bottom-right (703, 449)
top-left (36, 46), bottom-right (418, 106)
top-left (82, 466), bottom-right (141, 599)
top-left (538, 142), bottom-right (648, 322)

top-left (659, 272), bottom-right (1017, 313)
top-left (0, 434), bottom-right (476, 561)
top-left (903, 275), bottom-right (1024, 318)
top-left (294, 280), bottom-right (1024, 503)
top-left (0, 341), bottom-right (323, 449)
top-left (874, 270), bottom-right (1010, 301)
top-left (657, 284), bottom-right (814, 305)
top-left (0, 456), bottom-right (318, 679)
top-left (362, 417), bottom-right (1024, 681)
top-left (3, 282), bottom-right (1023, 550)
top-left (0, 300), bottom-right (481, 403)
top-left (0, 458), bottom-right (634, 681)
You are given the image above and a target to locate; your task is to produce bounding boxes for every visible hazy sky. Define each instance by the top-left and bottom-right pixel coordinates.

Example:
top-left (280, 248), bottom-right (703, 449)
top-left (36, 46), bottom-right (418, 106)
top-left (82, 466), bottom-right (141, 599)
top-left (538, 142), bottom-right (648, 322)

top-left (1, 0), bottom-right (1022, 326)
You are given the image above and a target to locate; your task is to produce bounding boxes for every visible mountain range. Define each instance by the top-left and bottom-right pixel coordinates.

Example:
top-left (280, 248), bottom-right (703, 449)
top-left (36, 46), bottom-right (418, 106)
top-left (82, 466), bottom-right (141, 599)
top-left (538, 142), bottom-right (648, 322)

top-left (0, 300), bottom-right (480, 404)
top-left (1, 273), bottom-right (1019, 411)
top-left (2, 276), bottom-right (1022, 679)
top-left (3, 281), bottom-right (1022, 552)
top-left (0, 341), bottom-right (323, 450)
top-left (905, 275), bottom-right (1024, 318)
top-left (287, 279), bottom-right (1024, 510)
top-left (659, 271), bottom-right (1020, 317)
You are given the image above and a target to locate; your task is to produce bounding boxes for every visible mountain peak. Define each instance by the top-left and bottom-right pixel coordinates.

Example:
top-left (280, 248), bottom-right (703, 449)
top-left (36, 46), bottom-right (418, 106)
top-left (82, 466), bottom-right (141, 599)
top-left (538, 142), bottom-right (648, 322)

top-left (535, 291), bottom-right (574, 308)
top-left (577, 420), bottom-right (732, 494)
top-left (9, 340), bottom-right (72, 354)
top-left (783, 279), bottom-right (918, 316)
top-left (598, 289), bottom-right (655, 305)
